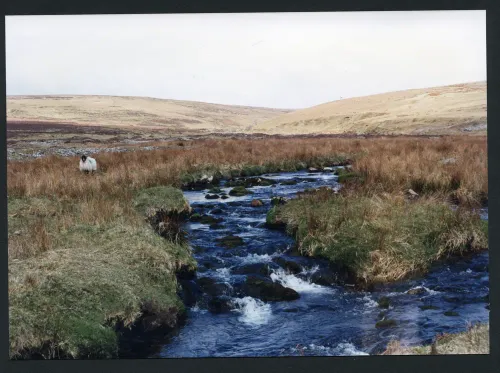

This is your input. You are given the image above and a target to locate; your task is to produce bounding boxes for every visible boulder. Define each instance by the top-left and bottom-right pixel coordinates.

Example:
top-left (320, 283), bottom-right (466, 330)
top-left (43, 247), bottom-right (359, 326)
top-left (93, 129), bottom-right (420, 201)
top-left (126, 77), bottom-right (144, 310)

top-left (273, 257), bottom-right (303, 274)
top-left (310, 268), bottom-right (339, 286)
top-left (280, 180), bottom-right (298, 186)
top-left (209, 223), bottom-right (225, 230)
top-left (229, 186), bottom-right (254, 197)
top-left (216, 235), bottom-right (245, 248)
top-left (208, 296), bottom-right (233, 314)
top-left (377, 296), bottom-right (391, 309)
top-left (205, 194), bottom-right (220, 200)
top-left (199, 215), bottom-right (223, 225)
top-left (178, 280), bottom-right (203, 307)
top-left (243, 275), bottom-right (300, 302)
top-left (407, 189), bottom-right (419, 199)
top-left (251, 199), bottom-right (264, 207)
top-left (407, 287), bottom-right (426, 295)
top-left (440, 158), bottom-right (457, 165)
top-left (232, 263), bottom-right (276, 277)
top-left (196, 277), bottom-right (232, 296)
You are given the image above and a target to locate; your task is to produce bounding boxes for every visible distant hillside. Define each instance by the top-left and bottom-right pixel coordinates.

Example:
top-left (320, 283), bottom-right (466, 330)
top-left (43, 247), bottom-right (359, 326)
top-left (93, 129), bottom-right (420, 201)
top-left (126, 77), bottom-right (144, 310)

top-left (252, 82), bottom-right (487, 135)
top-left (6, 95), bottom-right (292, 133)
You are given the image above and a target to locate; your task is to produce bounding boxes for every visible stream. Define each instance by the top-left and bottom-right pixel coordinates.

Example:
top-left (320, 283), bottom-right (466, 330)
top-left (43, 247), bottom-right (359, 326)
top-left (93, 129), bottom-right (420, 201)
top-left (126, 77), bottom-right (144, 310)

top-left (154, 167), bottom-right (489, 357)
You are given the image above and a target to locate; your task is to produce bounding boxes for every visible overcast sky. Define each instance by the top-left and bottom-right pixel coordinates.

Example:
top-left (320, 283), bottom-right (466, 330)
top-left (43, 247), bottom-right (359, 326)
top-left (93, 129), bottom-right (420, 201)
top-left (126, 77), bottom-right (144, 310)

top-left (6, 11), bottom-right (486, 109)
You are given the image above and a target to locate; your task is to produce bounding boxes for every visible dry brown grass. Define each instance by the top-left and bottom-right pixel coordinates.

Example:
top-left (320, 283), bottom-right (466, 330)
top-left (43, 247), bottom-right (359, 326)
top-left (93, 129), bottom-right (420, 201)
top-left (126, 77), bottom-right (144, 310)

top-left (383, 323), bottom-right (489, 355)
top-left (7, 136), bottom-right (487, 203)
top-left (352, 136), bottom-right (487, 206)
top-left (7, 135), bottom-right (488, 357)
top-left (8, 135), bottom-right (487, 263)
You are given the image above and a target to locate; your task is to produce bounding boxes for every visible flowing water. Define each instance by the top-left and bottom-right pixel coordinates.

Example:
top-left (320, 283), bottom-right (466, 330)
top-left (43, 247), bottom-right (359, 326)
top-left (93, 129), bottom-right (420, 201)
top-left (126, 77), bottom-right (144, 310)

top-left (154, 168), bottom-right (489, 357)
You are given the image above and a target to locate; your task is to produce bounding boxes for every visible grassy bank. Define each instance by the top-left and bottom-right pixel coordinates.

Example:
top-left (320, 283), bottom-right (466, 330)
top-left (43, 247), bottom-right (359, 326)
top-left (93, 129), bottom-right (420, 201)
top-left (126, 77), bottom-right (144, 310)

top-left (260, 135), bottom-right (487, 286)
top-left (7, 135), bottom-right (487, 357)
top-left (7, 137), bottom-right (350, 358)
top-left (269, 191), bottom-right (487, 286)
top-left (382, 323), bottom-right (489, 355)
top-left (8, 187), bottom-right (195, 359)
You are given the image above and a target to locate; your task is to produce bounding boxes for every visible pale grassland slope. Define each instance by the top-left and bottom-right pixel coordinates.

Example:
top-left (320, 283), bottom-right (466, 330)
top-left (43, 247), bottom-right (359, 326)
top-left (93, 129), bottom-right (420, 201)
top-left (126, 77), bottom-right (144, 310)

top-left (7, 95), bottom-right (291, 133)
top-left (253, 82), bottom-right (487, 135)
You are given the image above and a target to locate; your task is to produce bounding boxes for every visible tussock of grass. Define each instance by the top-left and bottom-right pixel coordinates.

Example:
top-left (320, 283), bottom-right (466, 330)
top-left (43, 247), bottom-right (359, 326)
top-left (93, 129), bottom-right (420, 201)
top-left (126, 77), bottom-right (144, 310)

top-left (133, 186), bottom-right (191, 216)
top-left (383, 323), bottom-right (489, 355)
top-left (272, 191), bottom-right (487, 285)
top-left (8, 194), bottom-right (195, 359)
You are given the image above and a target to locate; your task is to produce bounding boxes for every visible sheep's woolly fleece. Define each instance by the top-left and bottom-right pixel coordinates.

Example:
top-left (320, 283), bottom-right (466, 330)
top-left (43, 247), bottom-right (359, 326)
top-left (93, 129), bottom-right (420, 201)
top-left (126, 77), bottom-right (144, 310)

top-left (79, 156), bottom-right (97, 172)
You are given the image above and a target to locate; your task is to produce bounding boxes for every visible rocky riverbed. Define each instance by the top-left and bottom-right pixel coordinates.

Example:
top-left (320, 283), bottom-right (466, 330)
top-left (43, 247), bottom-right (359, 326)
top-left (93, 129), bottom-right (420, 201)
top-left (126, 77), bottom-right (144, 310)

top-left (149, 168), bottom-right (489, 357)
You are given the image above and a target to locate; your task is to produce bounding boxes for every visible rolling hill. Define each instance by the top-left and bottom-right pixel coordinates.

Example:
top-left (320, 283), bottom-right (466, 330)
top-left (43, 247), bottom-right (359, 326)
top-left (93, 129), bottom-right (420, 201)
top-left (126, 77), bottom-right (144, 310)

top-left (7, 82), bottom-right (487, 137)
top-left (6, 95), bottom-right (292, 133)
top-left (252, 82), bottom-right (487, 135)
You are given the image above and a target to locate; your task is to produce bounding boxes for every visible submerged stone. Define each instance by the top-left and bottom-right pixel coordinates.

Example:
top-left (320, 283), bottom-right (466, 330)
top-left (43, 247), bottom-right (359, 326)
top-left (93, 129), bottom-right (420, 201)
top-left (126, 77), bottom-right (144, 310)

top-left (229, 186), bottom-right (254, 197)
top-left (251, 199), bottom-right (264, 207)
top-left (377, 296), bottom-right (391, 309)
top-left (208, 296), bottom-right (233, 314)
top-left (196, 277), bottom-right (232, 296)
top-left (232, 263), bottom-right (277, 277)
top-left (243, 275), bottom-right (300, 302)
top-left (216, 235), bottom-right (245, 248)
top-left (407, 287), bottom-right (426, 296)
top-left (375, 319), bottom-right (397, 328)
top-left (273, 257), bottom-right (303, 274)
top-left (205, 194), bottom-right (220, 200)
top-left (199, 215), bottom-right (223, 225)
top-left (419, 305), bottom-right (440, 311)
top-left (310, 268), bottom-right (339, 286)
top-left (280, 180), bottom-right (298, 186)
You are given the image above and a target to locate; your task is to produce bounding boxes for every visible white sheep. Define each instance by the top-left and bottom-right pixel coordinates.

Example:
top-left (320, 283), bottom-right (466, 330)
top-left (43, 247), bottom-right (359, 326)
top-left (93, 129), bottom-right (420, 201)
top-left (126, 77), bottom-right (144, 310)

top-left (79, 155), bottom-right (97, 173)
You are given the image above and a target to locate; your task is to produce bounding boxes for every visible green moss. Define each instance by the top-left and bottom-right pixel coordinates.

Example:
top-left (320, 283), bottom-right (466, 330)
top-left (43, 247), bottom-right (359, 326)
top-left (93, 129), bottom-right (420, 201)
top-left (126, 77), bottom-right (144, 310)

top-left (229, 186), bottom-right (254, 196)
top-left (133, 186), bottom-right (190, 216)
